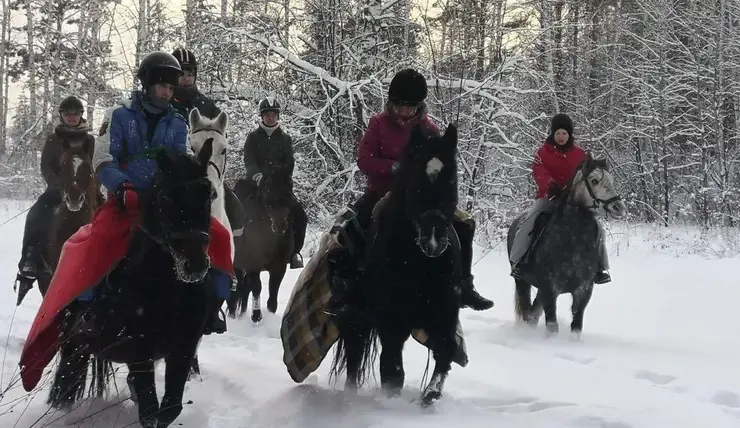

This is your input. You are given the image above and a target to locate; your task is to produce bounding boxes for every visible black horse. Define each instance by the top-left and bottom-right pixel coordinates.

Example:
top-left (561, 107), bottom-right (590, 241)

top-left (507, 153), bottom-right (627, 336)
top-left (230, 160), bottom-right (295, 323)
top-left (330, 124), bottom-right (464, 407)
top-left (48, 144), bottom-right (217, 428)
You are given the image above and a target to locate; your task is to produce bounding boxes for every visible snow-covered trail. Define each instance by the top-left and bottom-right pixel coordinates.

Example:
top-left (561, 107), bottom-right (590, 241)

top-left (0, 199), bottom-right (738, 427)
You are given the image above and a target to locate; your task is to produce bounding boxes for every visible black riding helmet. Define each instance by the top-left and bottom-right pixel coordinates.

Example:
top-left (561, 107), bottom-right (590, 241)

top-left (137, 51), bottom-right (183, 88)
top-left (259, 97), bottom-right (281, 115)
top-left (388, 69), bottom-right (428, 106)
top-left (59, 96), bottom-right (84, 113)
top-left (172, 48), bottom-right (197, 80)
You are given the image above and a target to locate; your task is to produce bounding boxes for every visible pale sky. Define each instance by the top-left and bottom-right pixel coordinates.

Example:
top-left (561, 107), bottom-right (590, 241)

top-left (5, 0), bottom-right (187, 120)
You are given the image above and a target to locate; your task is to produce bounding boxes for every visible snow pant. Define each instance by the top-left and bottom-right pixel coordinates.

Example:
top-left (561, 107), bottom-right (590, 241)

top-left (18, 188), bottom-right (62, 276)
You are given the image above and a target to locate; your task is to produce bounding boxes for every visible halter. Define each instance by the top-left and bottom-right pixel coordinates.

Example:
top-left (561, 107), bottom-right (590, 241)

top-left (579, 164), bottom-right (622, 214)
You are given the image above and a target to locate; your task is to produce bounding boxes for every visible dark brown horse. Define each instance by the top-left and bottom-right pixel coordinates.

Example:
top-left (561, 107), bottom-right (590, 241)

top-left (20, 139), bottom-right (101, 302)
top-left (229, 163), bottom-right (295, 323)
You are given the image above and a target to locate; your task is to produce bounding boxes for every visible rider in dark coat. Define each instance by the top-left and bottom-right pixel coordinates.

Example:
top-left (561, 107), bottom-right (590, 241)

top-left (171, 47), bottom-right (244, 237)
top-left (15, 96), bottom-right (94, 291)
top-left (242, 97), bottom-right (308, 269)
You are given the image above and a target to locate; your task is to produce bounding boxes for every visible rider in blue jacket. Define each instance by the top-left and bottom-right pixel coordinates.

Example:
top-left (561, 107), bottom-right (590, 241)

top-left (92, 51), bottom-right (230, 335)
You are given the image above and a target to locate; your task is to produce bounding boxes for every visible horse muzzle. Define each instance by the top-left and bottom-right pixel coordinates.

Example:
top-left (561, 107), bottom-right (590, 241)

top-left (270, 215), bottom-right (289, 234)
top-left (605, 198), bottom-right (627, 220)
top-left (63, 192), bottom-right (85, 212)
top-left (168, 230), bottom-right (211, 283)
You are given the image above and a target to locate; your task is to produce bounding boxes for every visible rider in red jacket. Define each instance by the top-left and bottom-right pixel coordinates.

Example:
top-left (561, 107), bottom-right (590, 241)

top-left (510, 113), bottom-right (611, 285)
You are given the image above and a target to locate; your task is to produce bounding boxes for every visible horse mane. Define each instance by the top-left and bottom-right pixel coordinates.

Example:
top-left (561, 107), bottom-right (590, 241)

top-left (387, 124), bottom-right (459, 217)
top-left (138, 148), bottom-right (212, 238)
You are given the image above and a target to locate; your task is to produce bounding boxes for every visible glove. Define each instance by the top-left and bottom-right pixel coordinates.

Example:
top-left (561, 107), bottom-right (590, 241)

top-left (115, 182), bottom-right (138, 211)
top-left (252, 172), bottom-right (263, 185)
top-left (548, 183), bottom-right (563, 198)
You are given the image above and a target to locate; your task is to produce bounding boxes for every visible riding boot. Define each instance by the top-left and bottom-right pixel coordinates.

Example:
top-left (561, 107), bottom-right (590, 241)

top-left (203, 298), bottom-right (227, 335)
top-left (454, 218), bottom-right (494, 311)
top-left (290, 253), bottom-right (304, 269)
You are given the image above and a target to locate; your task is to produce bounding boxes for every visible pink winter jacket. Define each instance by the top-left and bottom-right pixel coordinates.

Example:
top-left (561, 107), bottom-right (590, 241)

top-left (357, 106), bottom-right (438, 194)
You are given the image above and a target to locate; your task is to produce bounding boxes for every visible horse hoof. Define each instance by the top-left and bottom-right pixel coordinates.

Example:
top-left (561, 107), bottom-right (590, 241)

top-left (267, 300), bottom-right (277, 313)
top-left (545, 322), bottom-right (559, 336)
top-left (421, 390), bottom-right (441, 408)
top-left (569, 329), bottom-right (582, 342)
top-left (252, 310), bottom-right (263, 324)
top-left (140, 418), bottom-right (157, 428)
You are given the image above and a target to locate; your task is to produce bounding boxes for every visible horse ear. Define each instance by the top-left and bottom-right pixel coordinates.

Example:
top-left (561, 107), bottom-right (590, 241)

top-left (197, 138), bottom-right (214, 167)
top-left (214, 111), bottom-right (228, 134)
top-left (443, 123), bottom-right (458, 150)
top-left (189, 108), bottom-right (202, 130)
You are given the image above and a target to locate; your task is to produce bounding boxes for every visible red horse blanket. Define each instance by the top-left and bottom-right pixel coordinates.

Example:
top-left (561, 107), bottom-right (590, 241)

top-left (19, 199), bottom-right (234, 391)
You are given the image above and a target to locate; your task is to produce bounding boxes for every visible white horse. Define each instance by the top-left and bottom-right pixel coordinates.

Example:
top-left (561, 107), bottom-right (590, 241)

top-left (188, 108), bottom-right (234, 260)
top-left (187, 107), bottom-right (235, 379)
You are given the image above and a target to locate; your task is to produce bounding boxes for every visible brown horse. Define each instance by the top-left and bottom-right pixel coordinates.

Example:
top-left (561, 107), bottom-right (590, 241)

top-left (229, 163), bottom-right (295, 323)
top-left (37, 139), bottom-right (102, 297)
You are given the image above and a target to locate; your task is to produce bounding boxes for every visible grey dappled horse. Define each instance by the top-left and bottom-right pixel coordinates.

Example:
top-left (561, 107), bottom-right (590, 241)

top-left (507, 152), bottom-right (627, 336)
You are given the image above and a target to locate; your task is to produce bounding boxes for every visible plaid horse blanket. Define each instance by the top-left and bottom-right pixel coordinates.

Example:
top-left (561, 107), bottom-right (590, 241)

top-left (280, 211), bottom-right (469, 383)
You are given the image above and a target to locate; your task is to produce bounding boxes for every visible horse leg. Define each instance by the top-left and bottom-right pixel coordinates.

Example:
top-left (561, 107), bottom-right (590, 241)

top-left (126, 361), bottom-right (159, 427)
top-left (570, 284), bottom-right (594, 337)
top-left (226, 268), bottom-right (245, 319)
top-left (422, 321), bottom-right (459, 407)
top-left (266, 264), bottom-right (287, 314)
top-left (188, 338), bottom-right (202, 380)
top-left (378, 324), bottom-right (410, 397)
top-left (539, 287), bottom-right (559, 335)
top-left (158, 341), bottom-right (199, 428)
top-left (48, 311), bottom-right (91, 409)
top-left (530, 290), bottom-right (544, 325)
top-left (248, 271), bottom-right (263, 322)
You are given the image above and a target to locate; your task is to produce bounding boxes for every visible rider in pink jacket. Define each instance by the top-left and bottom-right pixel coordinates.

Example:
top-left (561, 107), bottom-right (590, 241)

top-left (325, 69), bottom-right (494, 316)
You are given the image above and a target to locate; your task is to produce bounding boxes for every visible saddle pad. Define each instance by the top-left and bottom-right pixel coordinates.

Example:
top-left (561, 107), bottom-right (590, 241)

top-left (19, 199), bottom-right (234, 392)
top-left (280, 223), bottom-right (468, 384)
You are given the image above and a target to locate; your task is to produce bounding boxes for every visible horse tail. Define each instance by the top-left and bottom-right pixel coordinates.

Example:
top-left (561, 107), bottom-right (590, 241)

top-left (88, 355), bottom-right (114, 399)
top-left (329, 314), bottom-right (378, 388)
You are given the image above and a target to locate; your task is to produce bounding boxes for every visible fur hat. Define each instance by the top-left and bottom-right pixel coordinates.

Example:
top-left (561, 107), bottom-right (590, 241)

top-left (550, 113), bottom-right (574, 137)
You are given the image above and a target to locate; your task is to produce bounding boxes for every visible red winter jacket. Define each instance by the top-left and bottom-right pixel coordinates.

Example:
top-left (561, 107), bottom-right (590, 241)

top-left (357, 106), bottom-right (439, 194)
top-left (532, 138), bottom-right (586, 198)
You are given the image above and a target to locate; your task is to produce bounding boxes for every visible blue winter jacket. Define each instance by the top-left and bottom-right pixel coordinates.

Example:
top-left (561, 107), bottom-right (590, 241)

top-left (90, 94), bottom-right (232, 299)
top-left (93, 93), bottom-right (189, 192)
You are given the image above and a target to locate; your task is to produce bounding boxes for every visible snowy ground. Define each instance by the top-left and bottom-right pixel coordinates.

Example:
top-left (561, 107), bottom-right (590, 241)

top-left (0, 199), bottom-right (739, 427)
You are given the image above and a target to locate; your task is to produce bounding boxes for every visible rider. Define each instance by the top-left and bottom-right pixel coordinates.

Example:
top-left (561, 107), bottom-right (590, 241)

top-left (509, 113), bottom-right (611, 285)
top-left (170, 47), bottom-right (244, 238)
top-left (242, 97), bottom-right (307, 269)
top-left (15, 96), bottom-right (94, 291)
top-left (325, 68), bottom-right (494, 315)
top-left (170, 47), bottom-right (221, 122)
top-left (91, 51), bottom-right (232, 335)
